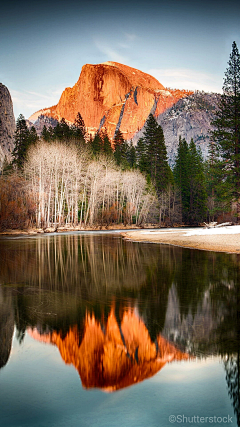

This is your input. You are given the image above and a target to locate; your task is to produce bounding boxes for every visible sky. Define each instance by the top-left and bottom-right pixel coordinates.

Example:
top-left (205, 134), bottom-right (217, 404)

top-left (1, 0), bottom-right (240, 119)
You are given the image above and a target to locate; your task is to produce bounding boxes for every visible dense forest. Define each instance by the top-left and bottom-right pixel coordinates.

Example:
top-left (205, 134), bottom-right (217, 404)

top-left (0, 41), bottom-right (239, 230)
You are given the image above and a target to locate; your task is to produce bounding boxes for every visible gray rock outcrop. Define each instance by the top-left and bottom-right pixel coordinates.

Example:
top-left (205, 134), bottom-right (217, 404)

top-left (157, 91), bottom-right (220, 166)
top-left (28, 114), bottom-right (58, 135)
top-left (0, 83), bottom-right (15, 169)
top-left (132, 91), bottom-right (220, 166)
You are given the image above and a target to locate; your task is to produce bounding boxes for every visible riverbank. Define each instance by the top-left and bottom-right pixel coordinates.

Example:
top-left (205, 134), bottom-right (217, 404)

top-left (0, 223), bottom-right (158, 236)
top-left (121, 226), bottom-right (240, 254)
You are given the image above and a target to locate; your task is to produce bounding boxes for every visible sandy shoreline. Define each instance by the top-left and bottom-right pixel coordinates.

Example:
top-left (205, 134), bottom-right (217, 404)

top-left (0, 224), bottom-right (152, 236)
top-left (1, 225), bottom-right (240, 254)
top-left (121, 226), bottom-right (240, 254)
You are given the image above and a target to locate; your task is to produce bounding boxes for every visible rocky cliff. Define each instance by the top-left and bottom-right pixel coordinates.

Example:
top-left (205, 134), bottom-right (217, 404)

top-left (0, 83), bottom-right (15, 168)
top-left (157, 92), bottom-right (220, 165)
top-left (29, 62), bottom-right (192, 140)
top-left (28, 308), bottom-right (189, 391)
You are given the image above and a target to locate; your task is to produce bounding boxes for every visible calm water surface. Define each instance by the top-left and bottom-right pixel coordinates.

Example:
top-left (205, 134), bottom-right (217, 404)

top-left (0, 231), bottom-right (239, 427)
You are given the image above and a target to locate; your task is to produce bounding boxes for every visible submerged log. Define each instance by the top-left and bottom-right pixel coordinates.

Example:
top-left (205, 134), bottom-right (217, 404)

top-left (203, 222), bottom-right (218, 228)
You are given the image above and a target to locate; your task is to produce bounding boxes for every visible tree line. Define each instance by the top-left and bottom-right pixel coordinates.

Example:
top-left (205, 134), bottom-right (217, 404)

top-left (207, 41), bottom-right (240, 223)
top-left (0, 41), bottom-right (239, 229)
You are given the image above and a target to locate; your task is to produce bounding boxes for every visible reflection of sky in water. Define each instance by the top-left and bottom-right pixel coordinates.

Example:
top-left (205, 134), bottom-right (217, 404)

top-left (0, 331), bottom-right (235, 427)
top-left (0, 233), bottom-right (239, 426)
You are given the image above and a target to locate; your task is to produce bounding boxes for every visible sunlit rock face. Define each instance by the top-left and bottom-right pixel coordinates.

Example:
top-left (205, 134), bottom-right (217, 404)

top-left (0, 83), bottom-right (15, 169)
top-left (28, 308), bottom-right (189, 391)
top-left (29, 62), bottom-right (192, 140)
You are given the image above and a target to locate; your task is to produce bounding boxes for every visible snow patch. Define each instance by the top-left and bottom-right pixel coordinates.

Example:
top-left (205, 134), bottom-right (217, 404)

top-left (185, 225), bottom-right (240, 236)
top-left (131, 225), bottom-right (240, 237)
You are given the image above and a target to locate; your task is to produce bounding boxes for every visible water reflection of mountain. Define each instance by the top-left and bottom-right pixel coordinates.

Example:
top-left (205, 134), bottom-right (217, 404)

top-left (0, 234), bottom-right (239, 351)
top-left (28, 308), bottom-right (189, 391)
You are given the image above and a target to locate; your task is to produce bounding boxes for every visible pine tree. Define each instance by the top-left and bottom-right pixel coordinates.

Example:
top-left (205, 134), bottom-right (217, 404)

top-left (126, 140), bottom-right (137, 168)
top-left (174, 137), bottom-right (207, 224)
top-left (102, 129), bottom-right (113, 156)
top-left (205, 139), bottom-right (227, 220)
top-left (136, 137), bottom-right (148, 173)
top-left (73, 112), bottom-right (86, 141)
top-left (188, 139), bottom-right (207, 223)
top-left (113, 130), bottom-right (128, 167)
top-left (54, 118), bottom-right (71, 141)
top-left (41, 125), bottom-right (51, 142)
top-left (29, 126), bottom-right (39, 145)
top-left (91, 132), bottom-right (102, 156)
top-left (142, 114), bottom-right (172, 193)
top-left (12, 114), bottom-right (37, 169)
top-left (174, 137), bottom-right (190, 222)
top-left (211, 41), bottom-right (240, 221)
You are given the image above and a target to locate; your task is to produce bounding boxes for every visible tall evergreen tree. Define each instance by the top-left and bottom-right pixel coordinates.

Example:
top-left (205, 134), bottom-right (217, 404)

top-left (126, 140), bottom-right (137, 168)
top-left (54, 118), bottom-right (71, 141)
top-left (73, 112), bottom-right (86, 141)
top-left (174, 137), bottom-right (207, 224)
top-left (188, 139), bottom-right (207, 223)
top-left (102, 129), bottom-right (113, 156)
top-left (174, 137), bottom-right (190, 222)
top-left (28, 126), bottom-right (39, 146)
top-left (136, 137), bottom-right (148, 173)
top-left (91, 132), bottom-right (103, 156)
top-left (205, 139), bottom-right (228, 220)
top-left (41, 125), bottom-right (50, 142)
top-left (211, 41), bottom-right (240, 221)
top-left (12, 114), bottom-right (38, 169)
top-left (113, 130), bottom-right (128, 167)
top-left (142, 114), bottom-right (172, 192)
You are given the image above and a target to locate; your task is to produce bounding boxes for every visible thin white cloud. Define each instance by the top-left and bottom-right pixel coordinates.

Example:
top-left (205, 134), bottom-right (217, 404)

top-left (94, 31), bottom-right (138, 64)
top-left (27, 91), bottom-right (56, 100)
top-left (94, 40), bottom-right (128, 63)
top-left (124, 32), bottom-right (137, 41)
top-left (10, 88), bottom-right (62, 119)
top-left (118, 42), bottom-right (130, 49)
top-left (148, 68), bottom-right (223, 93)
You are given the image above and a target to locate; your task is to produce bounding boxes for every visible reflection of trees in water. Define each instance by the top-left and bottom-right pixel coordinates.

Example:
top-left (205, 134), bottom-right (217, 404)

top-left (224, 354), bottom-right (240, 426)
top-left (0, 234), bottom-right (177, 341)
top-left (0, 235), bottom-right (240, 368)
top-left (0, 234), bottom-right (161, 294)
top-left (208, 254), bottom-right (240, 426)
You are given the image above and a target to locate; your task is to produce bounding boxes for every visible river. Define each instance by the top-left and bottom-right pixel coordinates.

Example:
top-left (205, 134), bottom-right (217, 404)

top-left (0, 231), bottom-right (239, 426)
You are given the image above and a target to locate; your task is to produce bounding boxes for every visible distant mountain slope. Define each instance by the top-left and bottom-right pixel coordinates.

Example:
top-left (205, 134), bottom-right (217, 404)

top-left (132, 91), bottom-right (220, 166)
top-left (157, 91), bottom-right (220, 165)
top-left (0, 83), bottom-right (15, 168)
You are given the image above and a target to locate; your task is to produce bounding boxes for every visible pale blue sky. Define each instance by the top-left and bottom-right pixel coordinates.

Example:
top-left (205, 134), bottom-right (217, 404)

top-left (1, 0), bottom-right (240, 119)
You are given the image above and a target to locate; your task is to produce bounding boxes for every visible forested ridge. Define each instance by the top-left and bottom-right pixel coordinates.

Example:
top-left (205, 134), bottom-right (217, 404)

top-left (0, 41), bottom-right (240, 230)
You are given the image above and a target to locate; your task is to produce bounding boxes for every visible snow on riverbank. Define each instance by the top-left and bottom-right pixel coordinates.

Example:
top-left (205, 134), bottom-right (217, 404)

top-left (185, 225), bottom-right (240, 236)
top-left (135, 225), bottom-right (240, 236)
